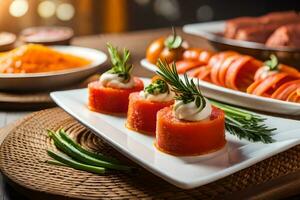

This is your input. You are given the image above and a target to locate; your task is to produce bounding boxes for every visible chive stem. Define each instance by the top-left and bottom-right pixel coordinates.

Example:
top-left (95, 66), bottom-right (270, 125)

top-left (58, 129), bottom-right (120, 164)
top-left (48, 130), bottom-right (133, 172)
top-left (47, 150), bottom-right (105, 174)
top-left (210, 100), bottom-right (253, 120)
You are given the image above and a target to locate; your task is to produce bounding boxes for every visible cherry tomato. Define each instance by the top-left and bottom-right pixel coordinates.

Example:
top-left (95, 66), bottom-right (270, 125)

top-left (146, 37), bottom-right (165, 64)
top-left (159, 47), bottom-right (184, 64)
top-left (146, 29), bottom-right (188, 64)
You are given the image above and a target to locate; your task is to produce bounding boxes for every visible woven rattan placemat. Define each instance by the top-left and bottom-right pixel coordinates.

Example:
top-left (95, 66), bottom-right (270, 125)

top-left (0, 108), bottom-right (300, 200)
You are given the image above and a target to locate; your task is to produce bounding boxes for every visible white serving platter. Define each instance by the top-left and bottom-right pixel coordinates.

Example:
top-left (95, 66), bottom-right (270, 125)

top-left (0, 45), bottom-right (107, 91)
top-left (141, 59), bottom-right (300, 115)
top-left (51, 78), bottom-right (300, 189)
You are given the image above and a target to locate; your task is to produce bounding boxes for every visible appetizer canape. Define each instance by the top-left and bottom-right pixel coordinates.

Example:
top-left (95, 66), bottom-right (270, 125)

top-left (146, 27), bottom-right (187, 64)
top-left (155, 60), bottom-right (226, 156)
top-left (126, 78), bottom-right (174, 135)
top-left (88, 44), bottom-right (144, 114)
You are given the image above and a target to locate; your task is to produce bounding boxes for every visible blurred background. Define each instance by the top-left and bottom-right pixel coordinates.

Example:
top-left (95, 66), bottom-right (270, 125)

top-left (0, 0), bottom-right (300, 35)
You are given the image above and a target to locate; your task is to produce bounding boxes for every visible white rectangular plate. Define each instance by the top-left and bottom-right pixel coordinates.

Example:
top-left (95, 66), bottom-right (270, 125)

top-left (51, 78), bottom-right (300, 189)
top-left (141, 59), bottom-right (300, 115)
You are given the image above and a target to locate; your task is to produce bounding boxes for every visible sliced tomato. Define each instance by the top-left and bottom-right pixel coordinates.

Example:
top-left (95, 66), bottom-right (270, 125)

top-left (225, 56), bottom-right (261, 91)
top-left (183, 48), bottom-right (203, 61)
top-left (187, 65), bottom-right (211, 82)
top-left (197, 66), bottom-right (212, 82)
top-left (249, 73), bottom-right (296, 97)
top-left (246, 79), bottom-right (263, 94)
top-left (183, 48), bottom-right (213, 64)
top-left (209, 51), bottom-right (236, 86)
top-left (287, 89), bottom-right (300, 103)
top-left (254, 64), bottom-right (300, 81)
top-left (271, 79), bottom-right (300, 100)
top-left (188, 67), bottom-right (201, 77)
top-left (280, 64), bottom-right (300, 76)
top-left (254, 67), bottom-right (270, 81)
top-left (218, 54), bottom-right (240, 87)
top-left (175, 60), bottom-right (204, 74)
top-left (199, 51), bottom-right (213, 64)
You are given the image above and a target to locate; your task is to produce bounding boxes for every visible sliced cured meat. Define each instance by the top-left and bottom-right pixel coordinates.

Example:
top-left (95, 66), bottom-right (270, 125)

top-left (225, 11), bottom-right (300, 42)
top-left (266, 23), bottom-right (300, 48)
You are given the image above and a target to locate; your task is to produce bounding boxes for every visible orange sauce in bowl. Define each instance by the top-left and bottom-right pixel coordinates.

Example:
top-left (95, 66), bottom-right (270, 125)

top-left (0, 44), bottom-right (91, 73)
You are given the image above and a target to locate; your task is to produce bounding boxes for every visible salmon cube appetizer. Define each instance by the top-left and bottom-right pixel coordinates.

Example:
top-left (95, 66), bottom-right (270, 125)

top-left (156, 106), bottom-right (226, 156)
top-left (88, 43), bottom-right (144, 114)
top-left (126, 92), bottom-right (173, 135)
top-left (88, 78), bottom-right (144, 114)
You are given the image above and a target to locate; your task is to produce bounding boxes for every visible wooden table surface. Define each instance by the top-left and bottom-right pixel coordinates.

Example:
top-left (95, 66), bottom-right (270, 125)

top-left (0, 28), bottom-right (300, 200)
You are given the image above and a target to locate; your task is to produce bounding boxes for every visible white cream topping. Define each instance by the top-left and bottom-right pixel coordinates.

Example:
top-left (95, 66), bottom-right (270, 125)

top-left (173, 97), bottom-right (212, 121)
top-left (99, 72), bottom-right (135, 89)
top-left (139, 90), bottom-right (175, 102)
top-left (259, 66), bottom-right (277, 79)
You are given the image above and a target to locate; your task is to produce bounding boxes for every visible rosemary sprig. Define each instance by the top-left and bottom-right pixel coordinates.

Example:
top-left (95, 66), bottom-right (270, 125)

top-left (164, 27), bottom-right (183, 49)
top-left (144, 79), bottom-right (170, 95)
top-left (156, 59), bottom-right (276, 143)
top-left (107, 43), bottom-right (133, 82)
top-left (210, 100), bottom-right (275, 143)
top-left (156, 59), bottom-right (206, 110)
top-left (264, 54), bottom-right (279, 71)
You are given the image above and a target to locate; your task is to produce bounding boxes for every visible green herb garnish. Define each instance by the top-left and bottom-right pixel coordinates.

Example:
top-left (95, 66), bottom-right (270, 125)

top-left (164, 27), bottom-right (183, 49)
top-left (46, 129), bottom-right (135, 174)
top-left (144, 79), bottom-right (170, 95)
top-left (210, 100), bottom-right (275, 143)
top-left (156, 59), bottom-right (275, 143)
top-left (156, 59), bottom-right (206, 110)
top-left (264, 54), bottom-right (279, 71)
top-left (107, 43), bottom-right (133, 82)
